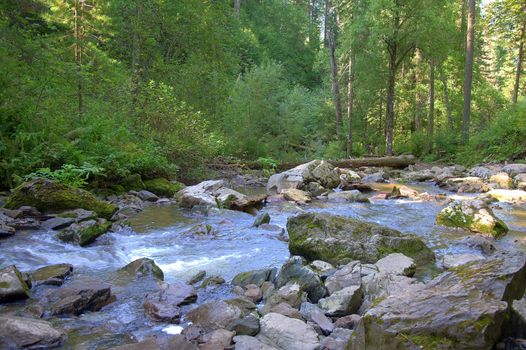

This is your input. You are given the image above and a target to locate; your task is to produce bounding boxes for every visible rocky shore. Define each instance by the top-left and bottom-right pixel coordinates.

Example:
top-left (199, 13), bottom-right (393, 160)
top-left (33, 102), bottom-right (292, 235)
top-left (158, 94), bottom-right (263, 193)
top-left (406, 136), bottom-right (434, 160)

top-left (1, 159), bottom-right (526, 349)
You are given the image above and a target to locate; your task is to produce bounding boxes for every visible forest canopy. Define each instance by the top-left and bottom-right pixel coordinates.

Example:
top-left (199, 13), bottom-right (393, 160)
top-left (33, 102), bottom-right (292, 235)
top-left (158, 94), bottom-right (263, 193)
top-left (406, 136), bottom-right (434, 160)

top-left (0, 0), bottom-right (525, 189)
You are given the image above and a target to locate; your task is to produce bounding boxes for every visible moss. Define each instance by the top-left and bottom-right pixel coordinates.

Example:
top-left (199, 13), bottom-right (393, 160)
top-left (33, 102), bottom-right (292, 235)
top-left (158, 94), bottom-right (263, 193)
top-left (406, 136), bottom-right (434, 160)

top-left (144, 178), bottom-right (185, 197)
top-left (57, 219), bottom-right (111, 246)
top-left (449, 259), bottom-right (503, 285)
top-left (120, 174), bottom-right (144, 191)
top-left (397, 333), bottom-right (456, 350)
top-left (371, 296), bottom-right (386, 308)
top-left (0, 282), bottom-right (9, 288)
top-left (5, 178), bottom-right (117, 219)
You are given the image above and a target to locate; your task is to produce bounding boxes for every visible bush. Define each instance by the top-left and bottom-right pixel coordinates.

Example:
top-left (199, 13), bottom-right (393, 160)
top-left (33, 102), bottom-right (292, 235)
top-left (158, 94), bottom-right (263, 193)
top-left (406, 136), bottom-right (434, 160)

top-left (24, 163), bottom-right (103, 188)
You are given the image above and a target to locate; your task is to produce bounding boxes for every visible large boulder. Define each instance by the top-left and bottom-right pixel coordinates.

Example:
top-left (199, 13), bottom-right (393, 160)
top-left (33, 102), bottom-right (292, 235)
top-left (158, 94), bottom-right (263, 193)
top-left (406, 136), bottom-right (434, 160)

top-left (349, 252), bottom-right (526, 350)
top-left (300, 302), bottom-right (334, 335)
top-left (186, 301), bottom-right (243, 332)
top-left (275, 256), bottom-right (327, 303)
top-left (327, 190), bottom-right (369, 203)
top-left (502, 164), bottom-right (526, 177)
top-left (0, 316), bottom-right (66, 349)
top-left (266, 160), bottom-right (339, 195)
top-left (56, 218), bottom-right (110, 246)
top-left (45, 280), bottom-right (114, 315)
top-left (487, 189), bottom-right (526, 202)
top-left (144, 282), bottom-right (197, 323)
top-left (436, 199), bottom-right (508, 238)
top-left (318, 285), bottom-right (363, 317)
top-left (0, 265), bottom-right (30, 302)
top-left (234, 335), bottom-right (278, 350)
top-left (324, 261), bottom-right (361, 294)
top-left (232, 268), bottom-right (275, 288)
top-left (4, 178), bottom-right (116, 219)
top-left (287, 213), bottom-right (434, 265)
top-left (176, 180), bottom-right (247, 209)
top-left (257, 313), bottom-right (320, 350)
top-left (441, 177), bottom-right (487, 193)
top-left (282, 189), bottom-right (311, 204)
top-left (489, 172), bottom-right (514, 189)
top-left (374, 253), bottom-right (415, 277)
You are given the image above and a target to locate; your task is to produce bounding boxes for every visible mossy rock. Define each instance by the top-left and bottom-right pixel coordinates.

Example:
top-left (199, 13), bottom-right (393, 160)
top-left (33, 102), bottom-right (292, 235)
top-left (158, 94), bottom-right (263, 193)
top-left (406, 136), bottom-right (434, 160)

top-left (120, 174), bottom-right (144, 192)
top-left (120, 258), bottom-right (164, 281)
top-left (56, 219), bottom-right (110, 246)
top-left (4, 178), bottom-right (117, 219)
top-left (144, 178), bottom-right (185, 198)
top-left (287, 212), bottom-right (435, 265)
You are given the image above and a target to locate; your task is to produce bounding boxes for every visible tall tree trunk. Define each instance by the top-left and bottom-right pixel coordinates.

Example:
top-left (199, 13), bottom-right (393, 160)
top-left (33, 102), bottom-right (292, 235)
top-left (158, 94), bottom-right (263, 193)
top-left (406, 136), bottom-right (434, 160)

top-left (428, 59), bottom-right (435, 152)
top-left (513, 21), bottom-right (525, 104)
top-left (386, 48), bottom-right (397, 156)
top-left (347, 53), bottom-right (354, 156)
top-left (461, 0), bottom-right (467, 50)
top-left (74, 0), bottom-right (84, 120)
top-left (131, 0), bottom-right (141, 116)
top-left (462, 0), bottom-right (475, 143)
top-left (234, 0), bottom-right (241, 17)
top-left (328, 30), bottom-right (343, 142)
top-left (414, 49), bottom-right (424, 132)
top-left (439, 64), bottom-right (454, 130)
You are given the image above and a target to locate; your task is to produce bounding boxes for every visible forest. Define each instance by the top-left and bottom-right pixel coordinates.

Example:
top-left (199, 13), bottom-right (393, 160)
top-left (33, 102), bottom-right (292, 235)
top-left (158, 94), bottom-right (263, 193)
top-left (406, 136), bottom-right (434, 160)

top-left (1, 0), bottom-right (525, 188)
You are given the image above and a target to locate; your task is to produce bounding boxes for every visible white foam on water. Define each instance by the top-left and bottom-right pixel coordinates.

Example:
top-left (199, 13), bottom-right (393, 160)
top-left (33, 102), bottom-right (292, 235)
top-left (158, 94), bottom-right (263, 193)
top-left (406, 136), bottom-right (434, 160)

top-left (158, 253), bottom-right (248, 273)
top-left (162, 325), bottom-right (184, 335)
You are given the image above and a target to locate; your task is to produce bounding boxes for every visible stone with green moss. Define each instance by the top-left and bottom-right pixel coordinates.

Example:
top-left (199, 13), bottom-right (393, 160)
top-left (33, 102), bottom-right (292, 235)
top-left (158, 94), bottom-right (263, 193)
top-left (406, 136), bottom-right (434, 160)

top-left (436, 199), bottom-right (508, 238)
top-left (347, 252), bottom-right (526, 350)
top-left (120, 174), bottom-right (144, 192)
top-left (144, 178), bottom-right (185, 197)
top-left (0, 265), bottom-right (30, 302)
top-left (4, 178), bottom-right (117, 219)
top-left (286, 212), bottom-right (435, 265)
top-left (120, 258), bottom-right (164, 281)
top-left (56, 218), bottom-right (110, 246)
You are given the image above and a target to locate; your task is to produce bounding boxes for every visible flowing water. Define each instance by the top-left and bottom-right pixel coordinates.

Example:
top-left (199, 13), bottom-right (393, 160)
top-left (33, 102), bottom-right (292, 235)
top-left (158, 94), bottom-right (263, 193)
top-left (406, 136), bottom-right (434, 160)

top-left (1, 183), bottom-right (526, 349)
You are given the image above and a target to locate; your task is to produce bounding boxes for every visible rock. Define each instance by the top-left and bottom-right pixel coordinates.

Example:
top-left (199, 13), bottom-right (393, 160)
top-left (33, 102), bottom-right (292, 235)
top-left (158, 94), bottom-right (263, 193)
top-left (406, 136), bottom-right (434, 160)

top-left (300, 302), bottom-right (334, 335)
top-left (167, 335), bottom-right (198, 350)
top-left (4, 178), bottom-right (117, 219)
top-left (137, 190), bottom-right (159, 202)
top-left (46, 280), bottom-right (114, 315)
top-left (56, 218), bottom-right (110, 246)
top-left (233, 268), bottom-right (275, 288)
top-left (144, 282), bottom-right (197, 323)
top-left (441, 177), bottom-right (487, 193)
top-left (309, 260), bottom-right (336, 280)
top-left (181, 224), bottom-right (217, 239)
top-left (386, 185), bottom-right (420, 199)
top-left (0, 316), bottom-right (65, 349)
top-left (232, 314), bottom-right (260, 336)
top-left (231, 193), bottom-right (267, 212)
top-left (244, 284), bottom-right (263, 303)
top-left (234, 335), bottom-right (278, 350)
top-left (187, 301), bottom-right (243, 332)
top-left (225, 296), bottom-right (258, 315)
top-left (287, 212), bottom-right (435, 265)
top-left (325, 261), bottom-right (361, 294)
top-left (442, 253), bottom-right (485, 269)
top-left (143, 178), bottom-right (185, 197)
top-left (267, 160), bottom-right (339, 195)
top-left (120, 258), bottom-right (164, 280)
top-left (362, 172), bottom-right (385, 183)
top-left (361, 264), bottom-right (379, 276)
top-left (436, 199), bottom-right (508, 238)
top-left (320, 328), bottom-right (354, 350)
top-left (107, 339), bottom-right (162, 350)
top-left (515, 173), bottom-right (526, 190)
top-left (263, 283), bottom-right (304, 311)
top-left (282, 188), bottom-right (311, 204)
top-left (18, 206), bottom-right (42, 217)
top-left (176, 180), bottom-right (247, 209)
top-left (32, 263), bottom-right (73, 286)
top-left (42, 209), bottom-right (96, 230)
top-left (327, 190), bottom-right (369, 203)
top-left (0, 223), bottom-right (15, 238)
top-left (267, 302), bottom-right (302, 319)
top-left (490, 172), bottom-right (514, 189)
top-left (334, 314), bottom-right (362, 329)
top-left (505, 296), bottom-right (526, 339)
top-left (305, 182), bottom-right (326, 196)
top-left (469, 166), bottom-right (496, 180)
top-left (318, 285), bottom-right (363, 317)
top-left (120, 174), bottom-right (144, 191)
top-left (375, 253), bottom-right (415, 277)
top-left (360, 272), bottom-right (422, 312)
top-left (487, 189), bottom-right (526, 202)
top-left (502, 164), bottom-right (526, 177)
top-left (199, 329), bottom-right (235, 350)
top-left (253, 212), bottom-right (271, 227)
top-left (349, 252), bottom-right (526, 350)
top-left (275, 256), bottom-right (327, 303)
top-left (460, 235), bottom-right (497, 255)
top-left (0, 265), bottom-right (30, 302)
top-left (188, 270), bottom-right (206, 285)
top-left (257, 313), bottom-right (320, 350)
top-left (401, 170), bottom-right (434, 182)
top-left (200, 275), bottom-right (225, 288)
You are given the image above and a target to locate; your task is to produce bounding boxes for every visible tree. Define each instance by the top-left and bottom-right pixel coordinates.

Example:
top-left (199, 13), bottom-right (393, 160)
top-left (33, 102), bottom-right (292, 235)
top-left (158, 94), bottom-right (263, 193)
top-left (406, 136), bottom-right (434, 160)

top-left (326, 0), bottom-right (343, 143)
top-left (462, 0), bottom-right (476, 143)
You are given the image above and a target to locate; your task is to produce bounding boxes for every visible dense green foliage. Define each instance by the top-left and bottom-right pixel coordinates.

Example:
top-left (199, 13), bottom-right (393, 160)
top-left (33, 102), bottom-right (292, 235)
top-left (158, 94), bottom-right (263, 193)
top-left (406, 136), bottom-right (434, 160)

top-left (0, 0), bottom-right (524, 189)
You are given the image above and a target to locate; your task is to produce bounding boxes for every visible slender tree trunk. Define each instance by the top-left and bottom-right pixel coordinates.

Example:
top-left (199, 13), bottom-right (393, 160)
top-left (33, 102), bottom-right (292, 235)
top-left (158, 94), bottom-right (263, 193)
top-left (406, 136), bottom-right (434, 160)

top-left (328, 31), bottom-right (343, 142)
top-left (131, 0), bottom-right (141, 116)
top-left (513, 21), bottom-right (525, 104)
top-left (74, 0), bottom-right (84, 120)
top-left (439, 64), bottom-right (454, 130)
top-left (234, 0), bottom-right (241, 17)
top-left (461, 0), bottom-right (467, 50)
top-left (386, 49), bottom-right (397, 156)
top-left (414, 49), bottom-right (424, 132)
top-left (428, 59), bottom-right (435, 152)
top-left (462, 0), bottom-right (475, 143)
top-left (347, 53), bottom-right (354, 156)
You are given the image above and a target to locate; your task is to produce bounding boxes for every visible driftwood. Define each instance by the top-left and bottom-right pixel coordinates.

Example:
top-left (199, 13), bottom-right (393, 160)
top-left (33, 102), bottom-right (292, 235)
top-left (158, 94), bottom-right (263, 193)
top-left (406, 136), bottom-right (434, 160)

top-left (208, 155), bottom-right (415, 172)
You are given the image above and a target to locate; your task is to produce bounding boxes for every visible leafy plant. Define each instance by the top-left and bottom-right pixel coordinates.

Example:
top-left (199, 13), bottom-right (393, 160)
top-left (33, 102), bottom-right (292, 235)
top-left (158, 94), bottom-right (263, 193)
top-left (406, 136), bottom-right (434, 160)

top-left (25, 163), bottom-right (104, 188)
